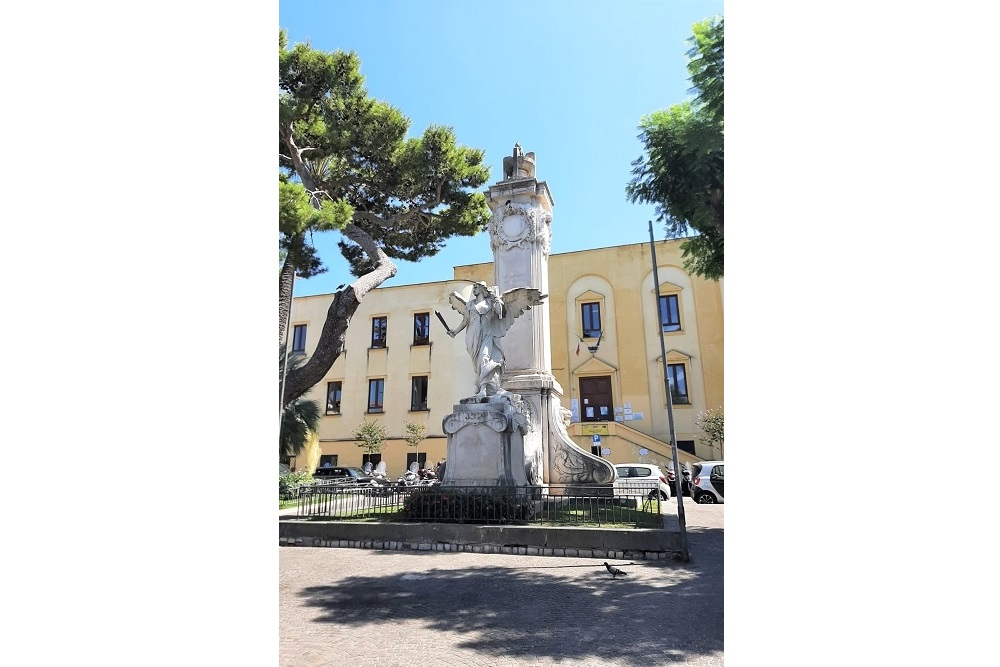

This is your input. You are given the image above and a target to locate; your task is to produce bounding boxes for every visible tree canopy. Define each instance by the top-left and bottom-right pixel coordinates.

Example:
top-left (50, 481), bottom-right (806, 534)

top-left (278, 30), bottom-right (491, 406)
top-left (627, 17), bottom-right (724, 280)
top-left (354, 419), bottom-right (387, 455)
top-left (696, 407), bottom-right (724, 458)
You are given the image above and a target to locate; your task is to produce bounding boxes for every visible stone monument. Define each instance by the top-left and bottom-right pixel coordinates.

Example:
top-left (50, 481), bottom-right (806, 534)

top-left (437, 145), bottom-right (615, 492)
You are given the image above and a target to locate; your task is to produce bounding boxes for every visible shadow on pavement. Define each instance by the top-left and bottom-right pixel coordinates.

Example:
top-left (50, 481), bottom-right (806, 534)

top-left (292, 527), bottom-right (722, 665)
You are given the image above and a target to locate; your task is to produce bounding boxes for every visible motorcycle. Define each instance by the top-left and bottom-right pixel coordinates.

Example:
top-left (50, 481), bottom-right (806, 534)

top-left (397, 463), bottom-right (421, 489)
top-left (364, 461), bottom-right (394, 495)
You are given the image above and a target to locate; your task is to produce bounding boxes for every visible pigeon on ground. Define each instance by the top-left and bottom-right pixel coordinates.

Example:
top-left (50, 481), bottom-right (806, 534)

top-left (604, 562), bottom-right (627, 579)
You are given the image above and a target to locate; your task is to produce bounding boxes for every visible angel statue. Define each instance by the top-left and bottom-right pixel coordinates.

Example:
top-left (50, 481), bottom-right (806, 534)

top-left (435, 281), bottom-right (547, 401)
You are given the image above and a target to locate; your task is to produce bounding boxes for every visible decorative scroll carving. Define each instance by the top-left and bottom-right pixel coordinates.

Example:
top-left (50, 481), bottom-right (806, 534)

top-left (489, 203), bottom-right (553, 254)
top-left (443, 409), bottom-right (507, 434)
top-left (442, 395), bottom-right (529, 436)
top-left (546, 395), bottom-right (615, 484)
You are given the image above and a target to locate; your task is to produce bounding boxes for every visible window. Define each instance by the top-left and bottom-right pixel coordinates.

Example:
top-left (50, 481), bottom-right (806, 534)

top-left (361, 453), bottom-right (382, 469)
top-left (406, 452), bottom-right (428, 469)
top-left (677, 439), bottom-right (696, 455)
top-left (658, 295), bottom-right (681, 332)
top-left (371, 316), bottom-right (387, 349)
top-left (413, 313), bottom-right (430, 345)
top-left (319, 454), bottom-right (338, 468)
top-left (581, 302), bottom-right (602, 338)
top-left (292, 324), bottom-right (307, 354)
top-left (325, 381), bottom-right (342, 415)
top-left (411, 376), bottom-right (429, 411)
top-left (667, 363), bottom-right (689, 405)
top-left (367, 378), bottom-right (385, 412)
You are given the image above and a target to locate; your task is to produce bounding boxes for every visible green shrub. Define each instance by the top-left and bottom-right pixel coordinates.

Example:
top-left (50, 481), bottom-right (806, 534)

top-left (402, 488), bottom-right (534, 524)
top-left (279, 470), bottom-right (312, 500)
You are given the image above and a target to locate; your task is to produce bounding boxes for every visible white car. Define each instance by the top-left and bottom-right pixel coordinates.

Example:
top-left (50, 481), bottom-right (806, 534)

top-left (690, 461), bottom-right (724, 504)
top-left (613, 463), bottom-right (672, 500)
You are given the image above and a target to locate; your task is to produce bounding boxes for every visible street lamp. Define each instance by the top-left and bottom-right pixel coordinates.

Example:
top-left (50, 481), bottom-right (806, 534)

top-left (649, 220), bottom-right (689, 562)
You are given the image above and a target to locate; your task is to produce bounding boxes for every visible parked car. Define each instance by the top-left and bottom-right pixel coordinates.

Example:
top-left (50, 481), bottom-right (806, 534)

top-left (613, 463), bottom-right (672, 500)
top-left (313, 466), bottom-right (373, 485)
top-left (690, 461), bottom-right (724, 504)
top-left (279, 463), bottom-right (291, 477)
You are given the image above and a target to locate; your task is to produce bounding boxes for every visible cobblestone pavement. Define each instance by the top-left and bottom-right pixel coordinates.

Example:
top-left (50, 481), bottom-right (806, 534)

top-left (280, 498), bottom-right (723, 666)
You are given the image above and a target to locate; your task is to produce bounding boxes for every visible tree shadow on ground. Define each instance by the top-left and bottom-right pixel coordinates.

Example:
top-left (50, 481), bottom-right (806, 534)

top-left (291, 528), bottom-right (722, 665)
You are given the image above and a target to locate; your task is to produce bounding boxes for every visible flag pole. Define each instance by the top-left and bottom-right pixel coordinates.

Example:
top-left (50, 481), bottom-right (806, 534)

top-left (649, 220), bottom-right (690, 562)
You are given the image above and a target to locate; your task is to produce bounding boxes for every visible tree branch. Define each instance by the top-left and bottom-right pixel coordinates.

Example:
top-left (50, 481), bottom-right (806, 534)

top-left (282, 221), bottom-right (397, 405)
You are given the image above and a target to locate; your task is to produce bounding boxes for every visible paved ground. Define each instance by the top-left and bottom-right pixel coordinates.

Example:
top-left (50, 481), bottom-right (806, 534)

top-left (279, 497), bottom-right (724, 666)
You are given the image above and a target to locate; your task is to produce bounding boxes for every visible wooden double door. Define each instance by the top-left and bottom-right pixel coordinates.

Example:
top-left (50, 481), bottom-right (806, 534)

top-left (579, 375), bottom-right (613, 422)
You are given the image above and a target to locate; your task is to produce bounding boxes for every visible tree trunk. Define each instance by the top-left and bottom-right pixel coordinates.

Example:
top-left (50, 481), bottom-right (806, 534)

top-left (279, 256), bottom-right (296, 346)
top-left (279, 126), bottom-right (398, 406)
top-left (281, 221), bottom-right (397, 406)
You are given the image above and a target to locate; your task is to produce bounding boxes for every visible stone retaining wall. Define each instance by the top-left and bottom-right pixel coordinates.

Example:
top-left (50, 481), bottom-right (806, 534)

top-left (279, 520), bottom-right (681, 561)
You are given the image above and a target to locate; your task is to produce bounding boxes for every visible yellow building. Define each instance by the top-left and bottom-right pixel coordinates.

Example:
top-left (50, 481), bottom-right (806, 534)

top-left (286, 238), bottom-right (723, 479)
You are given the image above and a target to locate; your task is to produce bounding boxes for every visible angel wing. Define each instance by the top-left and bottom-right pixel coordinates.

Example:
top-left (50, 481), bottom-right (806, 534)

top-left (499, 287), bottom-right (547, 329)
top-left (448, 290), bottom-right (468, 314)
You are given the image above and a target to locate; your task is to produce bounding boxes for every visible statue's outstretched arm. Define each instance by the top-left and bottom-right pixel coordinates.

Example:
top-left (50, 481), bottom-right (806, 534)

top-left (443, 291), bottom-right (471, 338)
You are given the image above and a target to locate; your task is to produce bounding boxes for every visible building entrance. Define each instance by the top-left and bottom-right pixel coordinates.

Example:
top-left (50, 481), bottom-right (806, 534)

top-left (579, 375), bottom-right (613, 422)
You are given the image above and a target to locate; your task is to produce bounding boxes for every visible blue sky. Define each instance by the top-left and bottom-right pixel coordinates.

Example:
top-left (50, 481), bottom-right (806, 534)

top-left (280, 0), bottom-right (724, 296)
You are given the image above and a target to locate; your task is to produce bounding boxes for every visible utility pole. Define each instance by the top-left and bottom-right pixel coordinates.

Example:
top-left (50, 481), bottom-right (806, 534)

top-left (649, 221), bottom-right (690, 562)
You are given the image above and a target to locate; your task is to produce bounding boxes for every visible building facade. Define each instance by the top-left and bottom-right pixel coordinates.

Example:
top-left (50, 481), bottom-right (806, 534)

top-left (286, 238), bottom-right (723, 478)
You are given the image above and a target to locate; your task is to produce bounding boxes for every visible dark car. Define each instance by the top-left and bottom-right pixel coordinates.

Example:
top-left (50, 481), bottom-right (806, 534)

top-left (313, 466), bottom-right (373, 485)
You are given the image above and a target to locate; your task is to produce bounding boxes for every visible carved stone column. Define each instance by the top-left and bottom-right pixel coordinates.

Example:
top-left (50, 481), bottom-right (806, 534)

top-left (485, 147), bottom-right (614, 491)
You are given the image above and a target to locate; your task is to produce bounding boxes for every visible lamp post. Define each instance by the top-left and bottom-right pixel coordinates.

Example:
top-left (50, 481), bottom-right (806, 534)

top-left (649, 221), bottom-right (690, 562)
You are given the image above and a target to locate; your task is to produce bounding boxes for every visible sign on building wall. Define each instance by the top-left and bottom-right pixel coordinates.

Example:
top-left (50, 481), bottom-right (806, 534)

top-left (581, 424), bottom-right (609, 436)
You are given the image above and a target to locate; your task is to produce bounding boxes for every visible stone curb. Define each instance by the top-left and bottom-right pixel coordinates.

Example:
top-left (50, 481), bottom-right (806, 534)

top-left (278, 520), bottom-right (682, 561)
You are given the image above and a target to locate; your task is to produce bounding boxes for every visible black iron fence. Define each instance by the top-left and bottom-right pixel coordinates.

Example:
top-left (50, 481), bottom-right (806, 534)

top-left (291, 483), bottom-right (662, 528)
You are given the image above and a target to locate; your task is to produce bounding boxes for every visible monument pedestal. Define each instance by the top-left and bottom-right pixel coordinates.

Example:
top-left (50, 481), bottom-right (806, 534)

top-left (440, 395), bottom-right (536, 488)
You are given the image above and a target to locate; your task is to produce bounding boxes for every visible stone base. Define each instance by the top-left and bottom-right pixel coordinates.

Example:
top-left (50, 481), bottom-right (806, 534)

top-left (441, 395), bottom-right (534, 488)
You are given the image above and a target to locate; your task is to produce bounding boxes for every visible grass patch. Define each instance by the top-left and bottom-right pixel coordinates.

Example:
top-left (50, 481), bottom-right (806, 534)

top-left (539, 499), bottom-right (662, 528)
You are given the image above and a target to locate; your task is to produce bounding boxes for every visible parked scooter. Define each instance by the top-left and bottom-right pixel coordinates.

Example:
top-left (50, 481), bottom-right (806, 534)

top-left (397, 462), bottom-right (421, 489)
top-left (417, 467), bottom-right (439, 486)
top-left (364, 461), bottom-right (394, 495)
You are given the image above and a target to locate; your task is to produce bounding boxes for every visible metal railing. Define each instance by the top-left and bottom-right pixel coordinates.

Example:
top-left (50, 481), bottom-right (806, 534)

top-left (291, 483), bottom-right (662, 528)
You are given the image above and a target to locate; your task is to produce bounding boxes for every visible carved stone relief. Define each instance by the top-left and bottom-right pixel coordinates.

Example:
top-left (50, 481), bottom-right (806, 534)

top-left (489, 203), bottom-right (552, 255)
